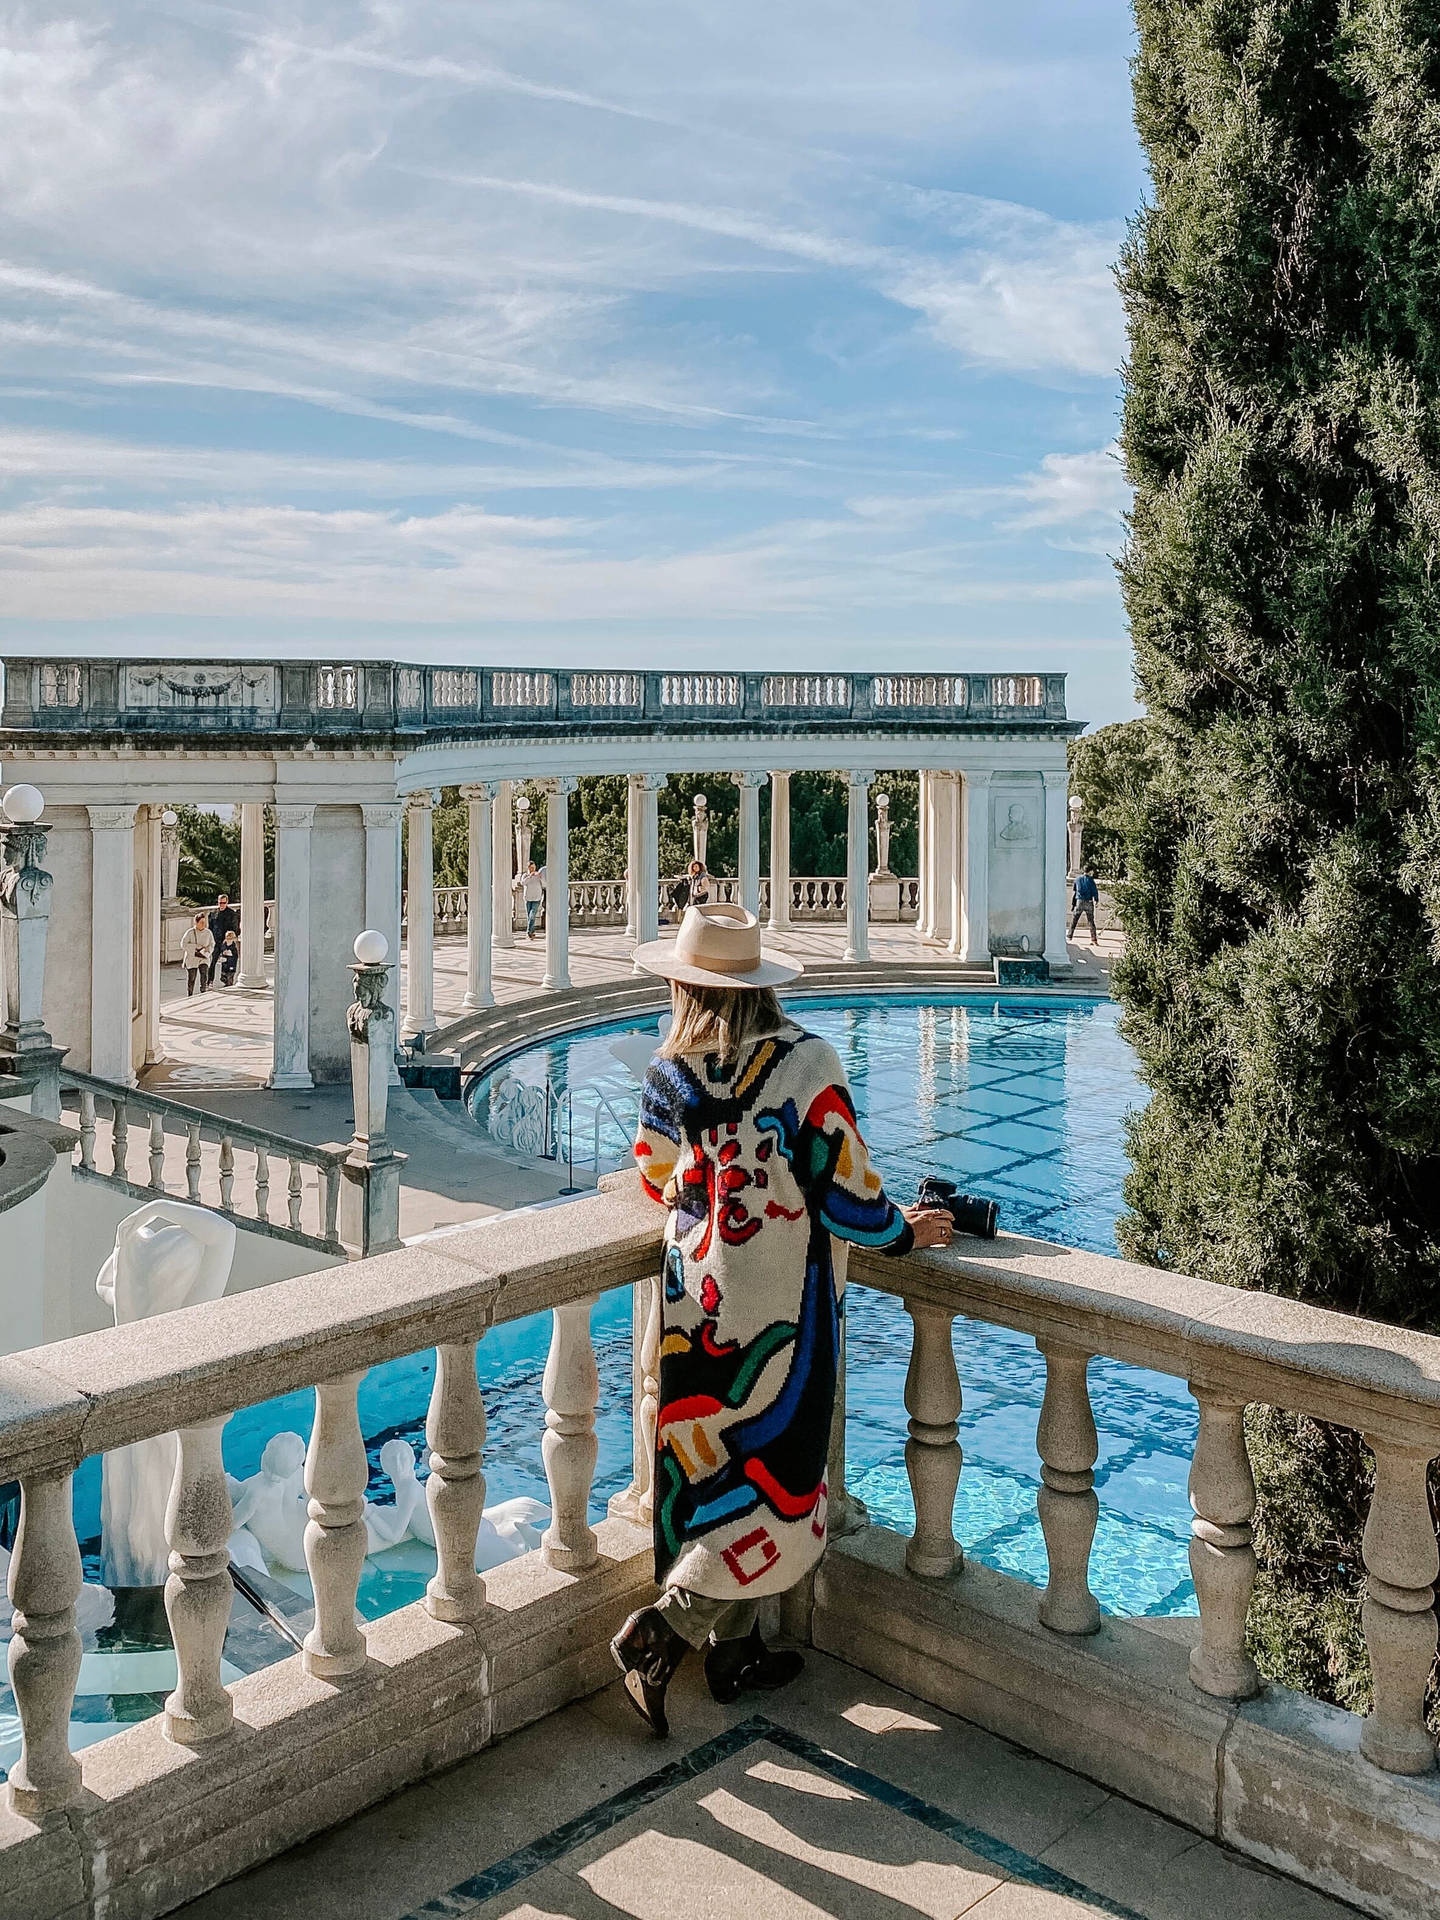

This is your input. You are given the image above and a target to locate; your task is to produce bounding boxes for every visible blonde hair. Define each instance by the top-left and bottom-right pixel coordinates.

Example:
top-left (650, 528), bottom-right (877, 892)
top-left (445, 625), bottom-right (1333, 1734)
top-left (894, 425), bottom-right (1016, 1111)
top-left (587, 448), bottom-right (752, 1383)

top-left (660, 982), bottom-right (785, 1066)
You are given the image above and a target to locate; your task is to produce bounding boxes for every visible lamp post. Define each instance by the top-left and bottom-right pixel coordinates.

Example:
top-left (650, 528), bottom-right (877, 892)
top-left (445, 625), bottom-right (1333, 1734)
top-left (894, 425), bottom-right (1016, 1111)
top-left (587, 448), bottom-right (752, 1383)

top-left (514, 793), bottom-right (533, 875)
top-left (867, 788), bottom-right (900, 925)
top-left (342, 930), bottom-right (405, 1256)
top-left (0, 784), bottom-right (65, 1118)
top-left (691, 792), bottom-right (709, 868)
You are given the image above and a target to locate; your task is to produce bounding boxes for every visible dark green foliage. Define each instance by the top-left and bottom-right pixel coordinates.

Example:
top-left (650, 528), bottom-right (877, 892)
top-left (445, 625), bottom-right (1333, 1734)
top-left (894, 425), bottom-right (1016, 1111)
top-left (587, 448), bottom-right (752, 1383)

top-left (172, 804), bottom-right (272, 904)
top-left (1117, 0), bottom-right (1440, 1714)
top-left (1068, 722), bottom-right (1157, 880)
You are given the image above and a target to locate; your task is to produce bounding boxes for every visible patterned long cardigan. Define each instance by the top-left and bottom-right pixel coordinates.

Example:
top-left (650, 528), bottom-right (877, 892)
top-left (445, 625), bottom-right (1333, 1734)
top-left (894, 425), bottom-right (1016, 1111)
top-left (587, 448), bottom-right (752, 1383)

top-left (633, 1021), bottom-right (913, 1601)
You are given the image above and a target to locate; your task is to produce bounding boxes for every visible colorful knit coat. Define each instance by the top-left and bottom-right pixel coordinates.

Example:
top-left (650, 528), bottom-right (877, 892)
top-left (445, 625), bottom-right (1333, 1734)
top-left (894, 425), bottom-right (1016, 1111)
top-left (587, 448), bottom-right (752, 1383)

top-left (634, 1022), bottom-right (913, 1600)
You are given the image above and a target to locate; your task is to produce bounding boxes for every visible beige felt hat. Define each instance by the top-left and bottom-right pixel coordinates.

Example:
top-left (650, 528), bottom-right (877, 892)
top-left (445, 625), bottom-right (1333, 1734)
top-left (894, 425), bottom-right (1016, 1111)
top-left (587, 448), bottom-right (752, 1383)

top-left (632, 903), bottom-right (802, 989)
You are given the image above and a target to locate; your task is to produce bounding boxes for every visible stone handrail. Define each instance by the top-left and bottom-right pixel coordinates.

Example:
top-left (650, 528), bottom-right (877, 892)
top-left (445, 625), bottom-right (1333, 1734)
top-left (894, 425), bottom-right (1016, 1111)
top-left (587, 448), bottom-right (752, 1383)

top-left (4, 1182), bottom-right (1438, 1913)
top-left (58, 1069), bottom-right (348, 1257)
top-left (3, 660), bottom-right (1070, 736)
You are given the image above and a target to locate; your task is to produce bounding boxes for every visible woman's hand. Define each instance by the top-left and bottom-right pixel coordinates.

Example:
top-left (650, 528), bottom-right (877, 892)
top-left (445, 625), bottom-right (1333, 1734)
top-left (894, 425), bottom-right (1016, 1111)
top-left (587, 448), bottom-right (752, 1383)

top-left (903, 1204), bottom-right (954, 1250)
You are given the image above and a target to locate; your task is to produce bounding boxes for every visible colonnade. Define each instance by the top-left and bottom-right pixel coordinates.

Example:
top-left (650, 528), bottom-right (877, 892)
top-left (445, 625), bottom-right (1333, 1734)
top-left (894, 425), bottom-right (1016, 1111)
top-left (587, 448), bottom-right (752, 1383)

top-left (397, 763), bottom-right (1071, 1028)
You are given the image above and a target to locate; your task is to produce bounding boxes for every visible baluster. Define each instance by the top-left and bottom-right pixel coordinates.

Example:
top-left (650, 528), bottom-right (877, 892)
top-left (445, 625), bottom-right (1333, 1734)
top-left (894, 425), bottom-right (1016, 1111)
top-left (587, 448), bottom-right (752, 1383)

top-left (148, 1111), bottom-right (166, 1191)
top-left (634, 1274), bottom-right (662, 1520)
top-left (5, 1471), bottom-right (83, 1816)
top-left (425, 1341), bottom-right (488, 1622)
top-left (254, 1143), bottom-right (270, 1222)
top-left (1187, 1387), bottom-right (1260, 1697)
top-left (302, 1372), bottom-right (370, 1679)
top-left (78, 1089), bottom-right (96, 1170)
top-left (218, 1135), bottom-right (234, 1211)
top-left (1036, 1342), bottom-right (1101, 1634)
top-left (163, 1418), bottom-right (235, 1744)
top-left (542, 1296), bottom-right (600, 1571)
top-left (903, 1300), bottom-right (963, 1577)
top-left (287, 1159), bottom-right (303, 1230)
top-left (322, 1165), bottom-right (341, 1244)
top-left (185, 1120), bottom-right (202, 1200)
top-left (1360, 1437), bottom-right (1439, 1773)
top-left (111, 1096), bottom-right (129, 1179)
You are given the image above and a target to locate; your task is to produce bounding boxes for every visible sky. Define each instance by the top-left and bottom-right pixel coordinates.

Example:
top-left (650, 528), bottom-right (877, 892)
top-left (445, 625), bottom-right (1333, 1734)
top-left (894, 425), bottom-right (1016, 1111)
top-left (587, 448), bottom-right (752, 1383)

top-left (0, 3), bottom-right (1147, 725)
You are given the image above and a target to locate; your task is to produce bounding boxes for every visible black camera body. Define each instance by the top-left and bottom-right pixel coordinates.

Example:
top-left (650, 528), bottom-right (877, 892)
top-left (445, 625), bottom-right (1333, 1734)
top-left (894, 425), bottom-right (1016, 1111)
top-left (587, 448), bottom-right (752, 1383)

top-left (916, 1176), bottom-right (998, 1241)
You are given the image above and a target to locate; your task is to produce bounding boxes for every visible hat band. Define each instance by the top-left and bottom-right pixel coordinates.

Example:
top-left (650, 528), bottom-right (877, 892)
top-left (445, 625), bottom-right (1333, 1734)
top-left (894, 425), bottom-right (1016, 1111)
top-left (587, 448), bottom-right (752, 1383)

top-left (679, 944), bottom-right (762, 975)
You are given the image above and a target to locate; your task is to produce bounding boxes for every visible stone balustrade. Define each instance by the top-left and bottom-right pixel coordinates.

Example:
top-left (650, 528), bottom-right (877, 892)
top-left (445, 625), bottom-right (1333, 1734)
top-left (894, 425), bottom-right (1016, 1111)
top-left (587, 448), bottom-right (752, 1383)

top-left (3, 661), bottom-right (1069, 737)
top-left (59, 1069), bottom-right (349, 1257)
top-left (417, 874), bottom-right (920, 934)
top-left (3, 1182), bottom-right (1438, 1918)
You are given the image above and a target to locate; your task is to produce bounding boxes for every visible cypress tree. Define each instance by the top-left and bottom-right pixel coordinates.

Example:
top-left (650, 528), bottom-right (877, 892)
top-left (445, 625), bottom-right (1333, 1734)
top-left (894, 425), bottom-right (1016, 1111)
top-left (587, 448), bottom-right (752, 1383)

top-left (1116, 0), bottom-right (1440, 1704)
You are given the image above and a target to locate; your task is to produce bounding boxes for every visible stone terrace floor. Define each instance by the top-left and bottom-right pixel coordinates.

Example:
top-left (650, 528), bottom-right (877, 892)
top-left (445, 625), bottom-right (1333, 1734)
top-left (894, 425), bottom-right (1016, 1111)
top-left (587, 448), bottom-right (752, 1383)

top-left (148, 925), bottom-right (1123, 1095)
top-left (172, 1649), bottom-right (1354, 1920)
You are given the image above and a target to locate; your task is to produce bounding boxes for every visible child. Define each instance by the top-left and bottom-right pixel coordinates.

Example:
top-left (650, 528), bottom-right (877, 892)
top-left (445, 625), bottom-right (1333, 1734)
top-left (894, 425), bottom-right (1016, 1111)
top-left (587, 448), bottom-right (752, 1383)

top-left (217, 928), bottom-right (240, 987)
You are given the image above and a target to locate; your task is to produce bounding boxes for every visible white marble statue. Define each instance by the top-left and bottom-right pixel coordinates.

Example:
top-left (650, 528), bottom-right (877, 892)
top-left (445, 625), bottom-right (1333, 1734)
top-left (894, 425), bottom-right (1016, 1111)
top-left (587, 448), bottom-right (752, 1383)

top-left (608, 1014), bottom-right (672, 1085)
top-left (227, 1432), bottom-right (309, 1573)
top-left (95, 1201), bottom-right (237, 1588)
top-left (476, 1497), bottom-right (549, 1571)
top-left (365, 1439), bottom-right (434, 1551)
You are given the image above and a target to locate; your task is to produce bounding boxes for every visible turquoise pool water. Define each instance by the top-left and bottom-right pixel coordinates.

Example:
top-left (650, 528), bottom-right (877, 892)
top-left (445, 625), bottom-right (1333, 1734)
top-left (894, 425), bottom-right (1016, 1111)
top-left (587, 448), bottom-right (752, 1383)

top-left (3, 993), bottom-right (1190, 1779)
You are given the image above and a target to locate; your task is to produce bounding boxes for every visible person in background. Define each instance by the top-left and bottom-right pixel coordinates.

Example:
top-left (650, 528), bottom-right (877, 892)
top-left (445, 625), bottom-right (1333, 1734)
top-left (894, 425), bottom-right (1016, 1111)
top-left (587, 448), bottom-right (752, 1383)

top-left (668, 858), bottom-right (710, 919)
top-left (1069, 866), bottom-right (1101, 946)
top-left (217, 927), bottom-right (240, 987)
top-left (181, 913), bottom-right (214, 995)
top-left (207, 892), bottom-right (240, 982)
top-left (515, 861), bottom-right (545, 939)
top-left (610, 903), bottom-right (952, 1737)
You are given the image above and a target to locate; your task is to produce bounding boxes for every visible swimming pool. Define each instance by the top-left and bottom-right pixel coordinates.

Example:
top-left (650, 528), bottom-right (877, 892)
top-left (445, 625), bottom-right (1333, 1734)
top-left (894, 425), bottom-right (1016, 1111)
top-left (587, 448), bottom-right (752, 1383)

top-left (4, 993), bottom-right (1194, 1778)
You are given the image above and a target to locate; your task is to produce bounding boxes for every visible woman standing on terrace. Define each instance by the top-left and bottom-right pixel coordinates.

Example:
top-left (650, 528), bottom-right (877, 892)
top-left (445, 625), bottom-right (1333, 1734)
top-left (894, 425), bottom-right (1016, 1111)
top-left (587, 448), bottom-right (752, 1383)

top-left (612, 903), bottom-right (951, 1735)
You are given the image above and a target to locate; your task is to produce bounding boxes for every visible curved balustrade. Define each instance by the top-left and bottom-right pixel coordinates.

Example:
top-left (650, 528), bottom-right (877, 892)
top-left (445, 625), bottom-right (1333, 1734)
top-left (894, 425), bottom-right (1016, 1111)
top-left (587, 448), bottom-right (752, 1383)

top-left (58, 1069), bottom-right (347, 1255)
top-left (0, 1183), bottom-right (1437, 1914)
top-left (417, 873), bottom-right (918, 933)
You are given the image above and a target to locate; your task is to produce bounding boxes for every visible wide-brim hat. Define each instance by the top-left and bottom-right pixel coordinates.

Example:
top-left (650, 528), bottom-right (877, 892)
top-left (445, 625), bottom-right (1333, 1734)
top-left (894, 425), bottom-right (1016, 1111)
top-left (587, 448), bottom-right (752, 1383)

top-left (632, 903), bottom-right (802, 989)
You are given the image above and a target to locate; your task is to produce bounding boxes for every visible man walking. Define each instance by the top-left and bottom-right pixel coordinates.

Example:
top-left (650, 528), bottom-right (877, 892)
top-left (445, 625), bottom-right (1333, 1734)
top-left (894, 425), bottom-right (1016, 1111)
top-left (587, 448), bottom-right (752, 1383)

top-left (207, 892), bottom-right (240, 984)
top-left (1069, 866), bottom-right (1101, 946)
top-left (181, 914), bottom-right (214, 995)
top-left (515, 862), bottom-right (545, 940)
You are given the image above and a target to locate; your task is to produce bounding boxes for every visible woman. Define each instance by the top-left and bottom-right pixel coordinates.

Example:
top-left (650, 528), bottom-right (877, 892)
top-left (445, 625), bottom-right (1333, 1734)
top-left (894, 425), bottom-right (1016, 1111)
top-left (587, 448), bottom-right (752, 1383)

top-left (180, 913), bottom-right (213, 996)
top-left (668, 858), bottom-right (710, 919)
top-left (611, 903), bottom-right (952, 1734)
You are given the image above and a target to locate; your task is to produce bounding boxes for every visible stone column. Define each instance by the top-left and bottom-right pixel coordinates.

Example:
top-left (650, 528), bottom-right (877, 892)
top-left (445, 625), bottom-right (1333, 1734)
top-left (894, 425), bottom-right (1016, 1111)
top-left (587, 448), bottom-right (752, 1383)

top-left (542, 778), bottom-right (576, 991)
top-left (342, 932), bottom-right (405, 1256)
top-left (633, 773), bottom-right (665, 963)
top-left (87, 803), bottom-right (137, 1084)
top-left (361, 802), bottom-right (403, 978)
top-left (270, 804), bottom-right (314, 1090)
top-left (401, 791), bottom-right (435, 1041)
top-left (734, 771), bottom-right (766, 917)
top-left (237, 801), bottom-right (268, 989)
top-left (141, 804), bottom-right (163, 1065)
top-left (159, 811), bottom-right (181, 904)
top-left (492, 780), bottom-right (514, 948)
top-left (958, 771), bottom-right (993, 963)
top-left (461, 784), bottom-right (496, 1010)
top-left (767, 771), bottom-right (791, 931)
top-left (1043, 768), bottom-right (1070, 960)
top-left (931, 775), bottom-right (955, 947)
top-left (925, 771), bottom-right (936, 936)
top-left (843, 769), bottom-right (874, 963)
top-left (625, 775), bottom-right (642, 938)
top-left (0, 787), bottom-right (63, 1117)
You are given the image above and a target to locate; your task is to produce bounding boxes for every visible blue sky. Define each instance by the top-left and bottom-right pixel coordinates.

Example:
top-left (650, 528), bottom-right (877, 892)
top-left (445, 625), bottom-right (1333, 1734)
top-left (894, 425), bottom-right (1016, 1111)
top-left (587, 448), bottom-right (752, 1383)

top-left (0, 3), bottom-right (1145, 724)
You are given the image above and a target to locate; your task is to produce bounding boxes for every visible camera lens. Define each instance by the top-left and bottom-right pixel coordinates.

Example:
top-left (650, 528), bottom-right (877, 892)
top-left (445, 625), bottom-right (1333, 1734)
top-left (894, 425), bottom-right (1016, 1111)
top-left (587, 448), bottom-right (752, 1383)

top-left (948, 1193), bottom-right (998, 1240)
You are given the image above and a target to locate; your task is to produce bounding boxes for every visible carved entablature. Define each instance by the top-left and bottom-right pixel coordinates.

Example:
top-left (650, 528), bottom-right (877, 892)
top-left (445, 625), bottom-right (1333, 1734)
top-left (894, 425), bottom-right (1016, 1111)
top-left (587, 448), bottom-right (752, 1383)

top-left (121, 664), bottom-right (278, 718)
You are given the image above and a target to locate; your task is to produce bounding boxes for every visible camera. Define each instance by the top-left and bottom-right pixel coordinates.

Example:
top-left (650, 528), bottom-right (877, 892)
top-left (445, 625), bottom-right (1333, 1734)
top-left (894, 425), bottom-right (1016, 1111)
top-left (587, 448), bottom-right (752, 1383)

top-left (916, 1176), bottom-right (998, 1240)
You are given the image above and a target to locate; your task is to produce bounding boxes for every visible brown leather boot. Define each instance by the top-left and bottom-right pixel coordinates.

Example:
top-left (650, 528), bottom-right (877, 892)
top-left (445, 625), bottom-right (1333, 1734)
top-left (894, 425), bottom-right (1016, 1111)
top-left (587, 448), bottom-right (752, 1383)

top-left (703, 1623), bottom-right (804, 1704)
top-left (610, 1606), bottom-right (689, 1736)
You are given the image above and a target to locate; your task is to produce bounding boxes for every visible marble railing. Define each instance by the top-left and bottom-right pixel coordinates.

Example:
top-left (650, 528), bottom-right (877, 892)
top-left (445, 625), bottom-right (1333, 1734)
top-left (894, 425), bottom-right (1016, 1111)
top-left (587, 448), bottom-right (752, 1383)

top-left (59, 1071), bottom-right (348, 1256)
top-left (3, 1181), bottom-right (1437, 1916)
top-left (3, 660), bottom-right (1069, 735)
top-left (424, 875), bottom-right (920, 932)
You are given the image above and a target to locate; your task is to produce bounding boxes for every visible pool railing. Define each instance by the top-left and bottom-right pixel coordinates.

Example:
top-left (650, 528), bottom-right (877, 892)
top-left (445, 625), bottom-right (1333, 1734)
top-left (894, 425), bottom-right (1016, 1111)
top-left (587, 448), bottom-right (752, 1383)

top-left (2, 1173), bottom-right (1438, 1919)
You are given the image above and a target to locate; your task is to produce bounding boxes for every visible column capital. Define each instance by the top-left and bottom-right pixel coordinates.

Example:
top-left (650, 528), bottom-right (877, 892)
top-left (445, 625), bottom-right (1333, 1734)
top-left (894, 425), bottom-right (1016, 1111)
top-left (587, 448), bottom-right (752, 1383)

top-left (1042, 767), bottom-right (1070, 791)
top-left (460, 782), bottom-right (499, 805)
top-left (731, 770), bottom-right (768, 790)
top-left (406, 789), bottom-right (435, 813)
top-left (85, 803), bottom-right (137, 833)
top-left (640, 772), bottom-right (668, 793)
top-left (538, 776), bottom-right (579, 797)
top-left (847, 768), bottom-right (876, 789)
top-left (962, 769), bottom-right (994, 790)
top-left (361, 802), bottom-right (404, 830)
top-left (272, 804), bottom-right (316, 831)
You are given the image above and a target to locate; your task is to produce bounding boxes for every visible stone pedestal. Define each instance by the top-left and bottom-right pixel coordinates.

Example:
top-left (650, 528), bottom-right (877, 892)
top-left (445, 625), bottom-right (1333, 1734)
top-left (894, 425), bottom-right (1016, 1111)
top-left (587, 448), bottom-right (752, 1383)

top-left (867, 872), bottom-right (901, 923)
top-left (341, 952), bottom-right (405, 1257)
